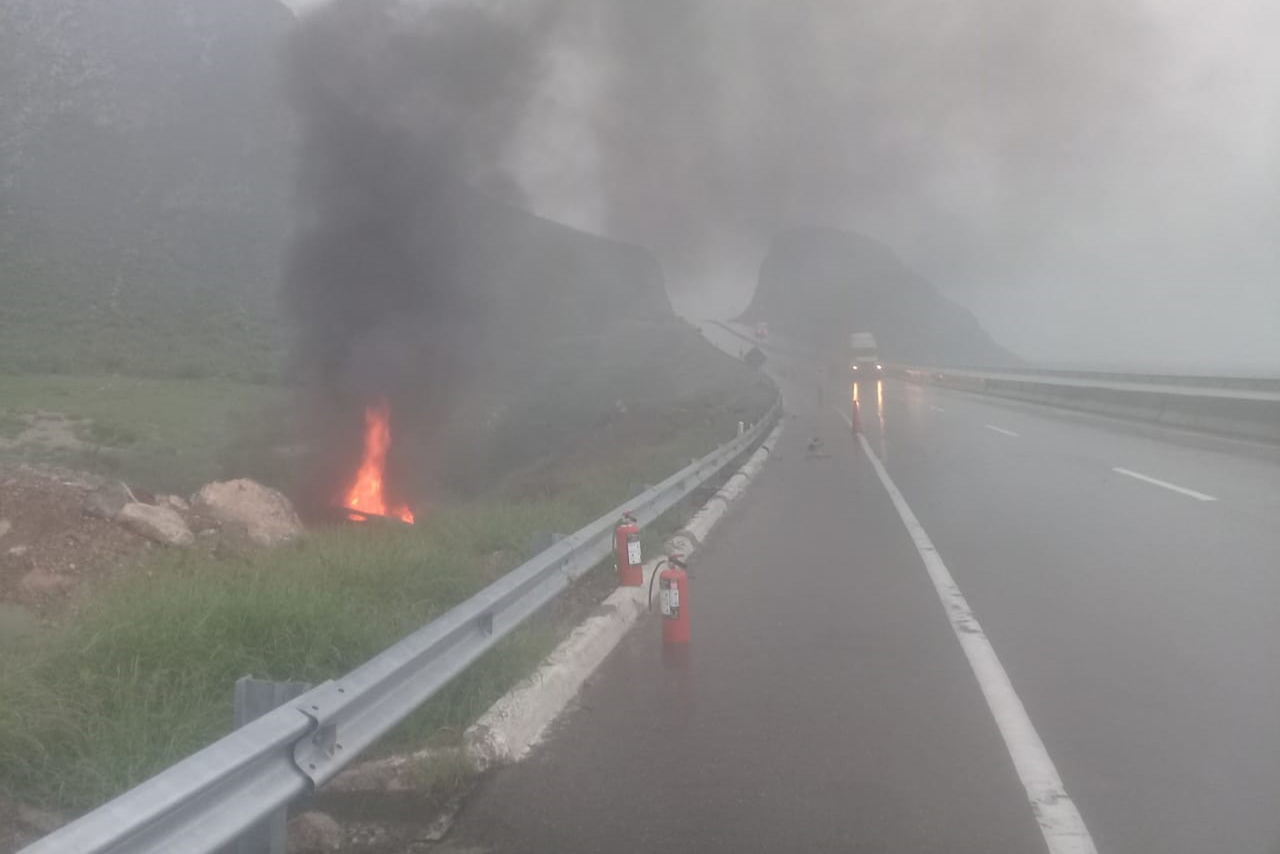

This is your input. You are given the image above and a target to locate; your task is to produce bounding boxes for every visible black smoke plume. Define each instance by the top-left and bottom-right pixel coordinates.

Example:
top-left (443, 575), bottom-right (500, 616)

top-left (282, 0), bottom-right (556, 514)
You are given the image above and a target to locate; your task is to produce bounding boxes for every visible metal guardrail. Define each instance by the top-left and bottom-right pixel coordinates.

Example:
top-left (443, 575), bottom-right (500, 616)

top-left (896, 365), bottom-right (1280, 444)
top-left (896, 365), bottom-right (1280, 398)
top-left (708, 320), bottom-right (813, 361)
top-left (20, 400), bottom-right (782, 854)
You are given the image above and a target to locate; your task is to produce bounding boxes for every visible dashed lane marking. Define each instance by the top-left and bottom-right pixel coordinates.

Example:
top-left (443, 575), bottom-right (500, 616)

top-left (1112, 467), bottom-right (1217, 502)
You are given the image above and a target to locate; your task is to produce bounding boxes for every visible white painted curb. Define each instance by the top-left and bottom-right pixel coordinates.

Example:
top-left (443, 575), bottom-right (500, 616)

top-left (463, 415), bottom-right (786, 770)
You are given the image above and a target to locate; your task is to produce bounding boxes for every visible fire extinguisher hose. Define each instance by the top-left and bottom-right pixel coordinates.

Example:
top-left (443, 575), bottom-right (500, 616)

top-left (647, 558), bottom-right (669, 611)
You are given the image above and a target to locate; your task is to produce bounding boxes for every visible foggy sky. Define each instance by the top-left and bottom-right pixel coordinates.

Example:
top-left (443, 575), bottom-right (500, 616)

top-left (287, 0), bottom-right (1280, 371)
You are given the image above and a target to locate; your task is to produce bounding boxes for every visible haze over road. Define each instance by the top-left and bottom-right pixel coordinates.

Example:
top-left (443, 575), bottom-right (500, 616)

top-left (444, 323), bottom-right (1280, 853)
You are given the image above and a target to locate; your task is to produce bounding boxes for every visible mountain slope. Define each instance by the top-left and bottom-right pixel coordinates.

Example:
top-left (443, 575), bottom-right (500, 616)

top-left (0, 0), bottom-right (296, 378)
top-left (740, 227), bottom-right (1017, 367)
top-left (0, 1), bottom-right (679, 380)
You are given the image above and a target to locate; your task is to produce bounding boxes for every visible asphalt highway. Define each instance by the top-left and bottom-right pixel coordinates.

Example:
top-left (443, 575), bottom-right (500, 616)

top-left (443, 325), bottom-right (1280, 854)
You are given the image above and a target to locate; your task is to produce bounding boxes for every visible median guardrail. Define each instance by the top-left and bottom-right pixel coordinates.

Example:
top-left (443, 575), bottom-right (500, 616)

top-left (20, 399), bottom-right (782, 854)
top-left (898, 365), bottom-right (1280, 444)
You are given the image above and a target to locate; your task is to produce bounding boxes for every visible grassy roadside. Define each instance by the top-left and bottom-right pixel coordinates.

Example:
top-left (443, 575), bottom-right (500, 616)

top-left (0, 385), bottom-right (772, 818)
top-left (0, 373), bottom-right (279, 494)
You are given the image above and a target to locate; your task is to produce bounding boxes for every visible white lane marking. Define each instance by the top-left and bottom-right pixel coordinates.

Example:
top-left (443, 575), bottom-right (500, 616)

top-left (930, 405), bottom-right (946, 412)
top-left (1112, 467), bottom-right (1218, 502)
top-left (985, 424), bottom-right (1020, 438)
top-left (837, 407), bottom-right (1096, 854)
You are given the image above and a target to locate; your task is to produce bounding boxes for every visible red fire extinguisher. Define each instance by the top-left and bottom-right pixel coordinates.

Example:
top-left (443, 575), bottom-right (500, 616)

top-left (650, 554), bottom-right (690, 645)
top-left (615, 512), bottom-right (642, 587)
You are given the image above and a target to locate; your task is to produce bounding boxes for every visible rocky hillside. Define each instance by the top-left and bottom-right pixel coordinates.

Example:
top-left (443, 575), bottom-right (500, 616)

top-left (740, 227), bottom-right (1018, 367)
top-left (0, 0), bottom-right (717, 509)
top-left (0, 0), bottom-right (682, 381)
top-left (435, 186), bottom-right (674, 359)
top-left (0, 0), bottom-right (294, 281)
top-left (0, 0), bottom-right (296, 378)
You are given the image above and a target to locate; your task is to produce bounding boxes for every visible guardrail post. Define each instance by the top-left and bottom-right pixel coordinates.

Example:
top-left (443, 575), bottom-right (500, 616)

top-left (229, 677), bottom-right (313, 854)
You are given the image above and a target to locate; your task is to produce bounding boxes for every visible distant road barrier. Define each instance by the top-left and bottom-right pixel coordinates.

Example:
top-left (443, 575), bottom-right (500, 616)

top-left (20, 399), bottom-right (782, 854)
top-left (896, 365), bottom-right (1280, 444)
top-left (706, 319), bottom-right (1278, 444)
top-left (708, 319), bottom-right (813, 362)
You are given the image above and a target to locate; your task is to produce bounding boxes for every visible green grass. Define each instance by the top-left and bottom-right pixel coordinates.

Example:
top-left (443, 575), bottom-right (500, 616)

top-left (0, 266), bottom-right (287, 383)
top-left (0, 398), bottom-right (768, 814)
top-left (439, 320), bottom-right (775, 496)
top-left (0, 374), bottom-right (280, 494)
top-left (0, 321), bottom-right (773, 500)
top-left (0, 411), bottom-right (26, 440)
top-left (0, 501), bottom-right (573, 811)
top-left (74, 419), bottom-right (140, 448)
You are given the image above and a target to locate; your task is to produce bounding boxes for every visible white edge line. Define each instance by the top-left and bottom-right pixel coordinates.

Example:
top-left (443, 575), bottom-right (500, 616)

top-left (837, 406), bottom-right (1096, 854)
top-left (930, 405), bottom-right (946, 412)
top-left (1112, 467), bottom-right (1218, 502)
top-left (985, 424), bottom-right (1021, 438)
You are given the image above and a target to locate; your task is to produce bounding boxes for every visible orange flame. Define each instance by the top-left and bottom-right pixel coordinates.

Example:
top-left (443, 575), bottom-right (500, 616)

top-left (345, 401), bottom-right (414, 524)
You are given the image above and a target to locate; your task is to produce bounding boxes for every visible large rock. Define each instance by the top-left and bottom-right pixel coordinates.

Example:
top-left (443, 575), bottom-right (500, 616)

top-left (192, 479), bottom-right (303, 547)
top-left (118, 503), bottom-right (194, 548)
top-left (159, 494), bottom-right (190, 513)
top-left (83, 481), bottom-right (136, 521)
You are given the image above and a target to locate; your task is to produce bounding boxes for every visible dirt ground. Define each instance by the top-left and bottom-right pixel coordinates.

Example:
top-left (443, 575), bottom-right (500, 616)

top-left (0, 464), bottom-right (154, 623)
top-left (0, 411), bottom-right (87, 452)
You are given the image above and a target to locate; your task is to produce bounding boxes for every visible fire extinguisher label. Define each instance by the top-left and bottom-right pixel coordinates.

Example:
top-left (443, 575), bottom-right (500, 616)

top-left (660, 581), bottom-right (679, 617)
top-left (626, 537), bottom-right (642, 566)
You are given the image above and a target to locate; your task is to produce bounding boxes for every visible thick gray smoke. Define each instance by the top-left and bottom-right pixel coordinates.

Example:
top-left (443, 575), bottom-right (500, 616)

top-left (283, 0), bottom-right (1280, 461)
top-left (595, 1), bottom-right (1159, 267)
top-left (516, 0), bottom-right (1280, 370)
top-left (521, 1), bottom-right (1160, 268)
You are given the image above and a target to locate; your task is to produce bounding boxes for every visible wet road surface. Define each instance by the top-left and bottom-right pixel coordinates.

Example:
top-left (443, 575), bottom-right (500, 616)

top-left (443, 327), bottom-right (1280, 854)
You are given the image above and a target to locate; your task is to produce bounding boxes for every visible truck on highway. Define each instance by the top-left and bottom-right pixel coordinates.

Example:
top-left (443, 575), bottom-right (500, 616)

top-left (848, 331), bottom-right (881, 377)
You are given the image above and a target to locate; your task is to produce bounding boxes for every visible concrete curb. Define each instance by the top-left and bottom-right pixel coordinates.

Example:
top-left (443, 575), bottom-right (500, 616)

top-left (463, 415), bottom-right (786, 769)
